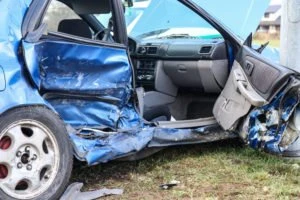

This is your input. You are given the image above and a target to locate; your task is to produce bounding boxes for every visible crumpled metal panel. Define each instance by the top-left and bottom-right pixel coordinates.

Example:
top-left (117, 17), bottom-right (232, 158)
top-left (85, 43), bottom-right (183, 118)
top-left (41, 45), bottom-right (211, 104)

top-left (22, 39), bottom-right (142, 129)
top-left (60, 182), bottom-right (123, 200)
top-left (71, 125), bottom-right (236, 165)
top-left (48, 99), bottom-right (142, 129)
top-left (22, 40), bottom-right (133, 106)
top-left (247, 86), bottom-right (300, 154)
top-left (0, 0), bottom-right (47, 114)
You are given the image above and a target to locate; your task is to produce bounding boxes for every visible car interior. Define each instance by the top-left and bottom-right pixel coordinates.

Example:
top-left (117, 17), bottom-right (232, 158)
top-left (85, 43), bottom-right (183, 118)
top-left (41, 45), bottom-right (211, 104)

top-left (41, 0), bottom-right (230, 126)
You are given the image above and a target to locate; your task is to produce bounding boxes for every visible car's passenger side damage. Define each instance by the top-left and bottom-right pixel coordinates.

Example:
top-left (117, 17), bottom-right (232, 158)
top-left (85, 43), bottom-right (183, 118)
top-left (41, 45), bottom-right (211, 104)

top-left (18, 0), bottom-right (239, 165)
top-left (241, 78), bottom-right (300, 155)
top-left (22, 35), bottom-right (236, 165)
top-left (1, 0), bottom-right (300, 199)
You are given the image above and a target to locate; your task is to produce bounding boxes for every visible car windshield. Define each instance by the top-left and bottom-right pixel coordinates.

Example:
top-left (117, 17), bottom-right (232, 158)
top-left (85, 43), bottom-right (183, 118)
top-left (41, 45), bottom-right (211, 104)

top-left (94, 0), bottom-right (222, 41)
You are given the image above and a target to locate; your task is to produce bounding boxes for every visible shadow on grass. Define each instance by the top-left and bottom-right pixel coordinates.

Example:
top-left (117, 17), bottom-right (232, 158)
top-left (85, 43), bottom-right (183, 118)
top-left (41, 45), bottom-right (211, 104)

top-left (71, 139), bottom-right (256, 184)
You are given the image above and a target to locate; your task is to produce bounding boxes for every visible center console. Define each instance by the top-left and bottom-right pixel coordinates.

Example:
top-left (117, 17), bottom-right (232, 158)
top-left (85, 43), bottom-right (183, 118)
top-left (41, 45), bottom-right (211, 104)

top-left (131, 37), bottom-right (228, 94)
top-left (136, 59), bottom-right (156, 86)
top-left (134, 44), bottom-right (159, 88)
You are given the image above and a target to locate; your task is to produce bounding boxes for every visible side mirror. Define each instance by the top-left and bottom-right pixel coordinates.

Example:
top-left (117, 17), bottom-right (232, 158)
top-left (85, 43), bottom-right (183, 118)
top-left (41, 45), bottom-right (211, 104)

top-left (243, 33), bottom-right (252, 48)
top-left (124, 0), bottom-right (133, 7)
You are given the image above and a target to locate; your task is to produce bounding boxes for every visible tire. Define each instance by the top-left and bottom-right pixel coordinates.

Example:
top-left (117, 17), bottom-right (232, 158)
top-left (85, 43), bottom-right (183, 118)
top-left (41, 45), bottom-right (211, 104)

top-left (0, 106), bottom-right (73, 200)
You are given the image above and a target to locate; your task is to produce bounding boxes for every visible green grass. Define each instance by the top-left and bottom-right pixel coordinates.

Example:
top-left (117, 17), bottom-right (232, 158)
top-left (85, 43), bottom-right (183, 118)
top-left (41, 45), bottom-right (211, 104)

top-left (71, 139), bottom-right (300, 200)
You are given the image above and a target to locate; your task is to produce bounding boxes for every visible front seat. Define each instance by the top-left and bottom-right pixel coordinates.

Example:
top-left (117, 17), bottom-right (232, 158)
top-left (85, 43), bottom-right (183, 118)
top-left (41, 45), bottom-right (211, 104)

top-left (143, 91), bottom-right (173, 122)
top-left (143, 105), bottom-right (171, 122)
top-left (58, 19), bottom-right (93, 39)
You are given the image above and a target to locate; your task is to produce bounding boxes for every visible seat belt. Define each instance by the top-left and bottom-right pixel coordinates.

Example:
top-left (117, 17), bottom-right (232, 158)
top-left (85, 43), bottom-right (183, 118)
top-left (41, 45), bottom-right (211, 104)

top-left (135, 87), bottom-right (145, 116)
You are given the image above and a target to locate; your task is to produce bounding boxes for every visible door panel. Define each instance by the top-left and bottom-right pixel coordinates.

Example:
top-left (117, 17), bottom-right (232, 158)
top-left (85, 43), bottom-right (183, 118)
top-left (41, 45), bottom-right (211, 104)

top-left (21, 34), bottom-right (138, 128)
top-left (236, 46), bottom-right (293, 100)
top-left (213, 61), bottom-right (253, 130)
top-left (22, 34), bottom-right (133, 106)
top-left (214, 45), bottom-right (294, 130)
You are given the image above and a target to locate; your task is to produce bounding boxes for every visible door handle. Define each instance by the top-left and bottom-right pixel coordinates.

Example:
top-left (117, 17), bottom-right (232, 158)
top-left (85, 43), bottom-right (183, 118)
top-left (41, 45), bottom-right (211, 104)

top-left (233, 69), bottom-right (266, 107)
top-left (245, 61), bottom-right (254, 75)
top-left (178, 65), bottom-right (187, 73)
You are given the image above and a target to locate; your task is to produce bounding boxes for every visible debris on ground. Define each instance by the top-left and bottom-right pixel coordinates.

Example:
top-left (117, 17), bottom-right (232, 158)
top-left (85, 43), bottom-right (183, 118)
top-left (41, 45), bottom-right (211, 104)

top-left (159, 180), bottom-right (180, 190)
top-left (291, 163), bottom-right (300, 170)
top-left (60, 183), bottom-right (123, 200)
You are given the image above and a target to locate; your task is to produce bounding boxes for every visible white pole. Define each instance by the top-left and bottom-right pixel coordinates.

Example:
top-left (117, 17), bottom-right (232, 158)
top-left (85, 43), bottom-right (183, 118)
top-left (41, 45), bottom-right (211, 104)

top-left (280, 0), bottom-right (300, 72)
top-left (281, 0), bottom-right (300, 158)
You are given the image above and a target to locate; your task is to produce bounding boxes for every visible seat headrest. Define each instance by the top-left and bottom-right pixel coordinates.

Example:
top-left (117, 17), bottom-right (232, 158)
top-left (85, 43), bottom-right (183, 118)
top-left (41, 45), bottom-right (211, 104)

top-left (58, 19), bottom-right (92, 39)
top-left (71, 0), bottom-right (111, 15)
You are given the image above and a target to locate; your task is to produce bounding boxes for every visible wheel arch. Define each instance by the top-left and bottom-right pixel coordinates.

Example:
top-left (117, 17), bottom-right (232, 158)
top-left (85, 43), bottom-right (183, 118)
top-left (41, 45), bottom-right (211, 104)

top-left (0, 104), bottom-right (64, 124)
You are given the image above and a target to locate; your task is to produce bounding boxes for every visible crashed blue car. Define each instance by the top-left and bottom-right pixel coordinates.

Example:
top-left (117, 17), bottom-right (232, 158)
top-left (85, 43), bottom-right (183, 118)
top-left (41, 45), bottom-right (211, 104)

top-left (0, 0), bottom-right (299, 199)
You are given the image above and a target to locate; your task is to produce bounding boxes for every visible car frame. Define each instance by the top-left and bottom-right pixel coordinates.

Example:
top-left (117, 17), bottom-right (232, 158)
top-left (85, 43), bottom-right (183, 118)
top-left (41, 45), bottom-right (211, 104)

top-left (0, 0), bottom-right (300, 199)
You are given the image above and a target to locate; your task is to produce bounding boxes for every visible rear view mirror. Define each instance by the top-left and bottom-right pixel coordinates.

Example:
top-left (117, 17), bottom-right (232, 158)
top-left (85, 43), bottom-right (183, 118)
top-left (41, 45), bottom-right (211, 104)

top-left (243, 33), bottom-right (253, 48)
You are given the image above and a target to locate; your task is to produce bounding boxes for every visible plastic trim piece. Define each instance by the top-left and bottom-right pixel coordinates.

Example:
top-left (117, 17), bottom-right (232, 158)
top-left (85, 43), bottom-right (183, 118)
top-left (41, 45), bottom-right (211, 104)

top-left (158, 117), bottom-right (217, 129)
top-left (233, 68), bottom-right (266, 107)
top-left (47, 31), bottom-right (126, 49)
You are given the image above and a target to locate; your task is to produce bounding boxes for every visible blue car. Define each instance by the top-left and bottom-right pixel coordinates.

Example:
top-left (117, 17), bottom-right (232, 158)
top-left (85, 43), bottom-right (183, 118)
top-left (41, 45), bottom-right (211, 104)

top-left (0, 0), bottom-right (299, 199)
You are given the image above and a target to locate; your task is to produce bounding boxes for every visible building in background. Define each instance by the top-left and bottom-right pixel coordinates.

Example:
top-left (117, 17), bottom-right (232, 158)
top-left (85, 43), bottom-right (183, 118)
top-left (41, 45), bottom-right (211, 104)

top-left (257, 5), bottom-right (281, 34)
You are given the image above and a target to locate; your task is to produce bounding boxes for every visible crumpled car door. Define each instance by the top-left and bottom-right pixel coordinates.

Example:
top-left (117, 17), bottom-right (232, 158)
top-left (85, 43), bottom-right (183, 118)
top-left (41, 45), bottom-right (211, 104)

top-left (21, 32), bottom-right (137, 129)
top-left (213, 45), bottom-right (293, 131)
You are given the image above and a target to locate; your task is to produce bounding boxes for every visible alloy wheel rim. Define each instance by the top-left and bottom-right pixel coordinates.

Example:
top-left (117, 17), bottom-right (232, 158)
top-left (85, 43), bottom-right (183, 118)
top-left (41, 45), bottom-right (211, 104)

top-left (0, 120), bottom-right (60, 199)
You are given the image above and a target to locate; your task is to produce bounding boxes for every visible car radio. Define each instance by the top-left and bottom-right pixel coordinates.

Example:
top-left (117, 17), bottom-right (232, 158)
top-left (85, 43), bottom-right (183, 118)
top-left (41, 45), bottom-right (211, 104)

top-left (136, 59), bottom-right (156, 85)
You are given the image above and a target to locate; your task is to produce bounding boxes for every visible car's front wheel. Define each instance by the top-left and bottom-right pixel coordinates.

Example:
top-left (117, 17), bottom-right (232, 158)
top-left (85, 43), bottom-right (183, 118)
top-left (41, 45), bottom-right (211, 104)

top-left (0, 107), bottom-right (73, 200)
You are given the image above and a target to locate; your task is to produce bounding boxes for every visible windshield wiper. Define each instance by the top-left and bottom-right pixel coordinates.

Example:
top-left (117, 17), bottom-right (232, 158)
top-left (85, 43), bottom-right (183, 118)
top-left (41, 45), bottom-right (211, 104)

top-left (256, 41), bottom-right (270, 54)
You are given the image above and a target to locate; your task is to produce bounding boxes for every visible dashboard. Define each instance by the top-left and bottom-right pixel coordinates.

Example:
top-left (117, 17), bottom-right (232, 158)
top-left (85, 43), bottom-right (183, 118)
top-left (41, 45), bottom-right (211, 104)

top-left (128, 37), bottom-right (229, 94)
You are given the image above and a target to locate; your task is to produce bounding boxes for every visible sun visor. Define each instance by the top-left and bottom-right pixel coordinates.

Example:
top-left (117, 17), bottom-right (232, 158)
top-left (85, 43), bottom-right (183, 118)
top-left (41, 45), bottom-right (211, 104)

top-left (72, 0), bottom-right (111, 14)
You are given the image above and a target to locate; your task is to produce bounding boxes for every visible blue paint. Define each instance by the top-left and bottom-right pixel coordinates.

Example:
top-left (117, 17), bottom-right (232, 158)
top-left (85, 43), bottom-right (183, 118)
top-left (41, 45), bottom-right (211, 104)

top-left (0, 66), bottom-right (6, 91)
top-left (0, 0), bottom-right (47, 114)
top-left (71, 125), bottom-right (230, 165)
top-left (22, 38), bottom-right (144, 129)
top-left (227, 45), bottom-right (234, 70)
top-left (22, 40), bottom-right (133, 105)
top-left (47, 99), bottom-right (142, 129)
top-left (71, 128), bottom-right (155, 164)
top-left (248, 91), bottom-right (300, 154)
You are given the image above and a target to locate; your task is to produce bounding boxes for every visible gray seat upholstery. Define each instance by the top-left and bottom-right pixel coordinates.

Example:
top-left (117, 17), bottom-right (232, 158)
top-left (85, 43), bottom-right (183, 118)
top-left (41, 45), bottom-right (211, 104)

top-left (58, 19), bottom-right (92, 39)
top-left (143, 91), bottom-right (174, 122)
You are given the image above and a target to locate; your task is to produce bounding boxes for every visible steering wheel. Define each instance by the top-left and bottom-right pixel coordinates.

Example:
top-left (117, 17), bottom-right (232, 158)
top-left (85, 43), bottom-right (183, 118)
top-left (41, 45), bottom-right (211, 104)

top-left (93, 29), bottom-right (111, 41)
top-left (94, 18), bottom-right (114, 42)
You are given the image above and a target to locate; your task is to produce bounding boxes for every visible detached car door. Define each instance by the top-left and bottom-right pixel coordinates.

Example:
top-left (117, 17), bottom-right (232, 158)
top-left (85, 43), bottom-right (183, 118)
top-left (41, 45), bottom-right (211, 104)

top-left (213, 45), bottom-right (294, 130)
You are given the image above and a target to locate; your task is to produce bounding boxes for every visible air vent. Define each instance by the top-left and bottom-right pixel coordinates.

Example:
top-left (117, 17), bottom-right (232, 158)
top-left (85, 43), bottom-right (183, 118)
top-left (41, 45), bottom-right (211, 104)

top-left (147, 47), bottom-right (158, 55)
top-left (137, 46), bottom-right (147, 54)
top-left (200, 46), bottom-right (212, 54)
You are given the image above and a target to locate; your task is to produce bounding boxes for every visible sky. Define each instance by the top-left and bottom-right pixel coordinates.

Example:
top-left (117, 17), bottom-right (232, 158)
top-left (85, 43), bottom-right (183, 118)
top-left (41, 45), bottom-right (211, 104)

top-left (271, 0), bottom-right (281, 5)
